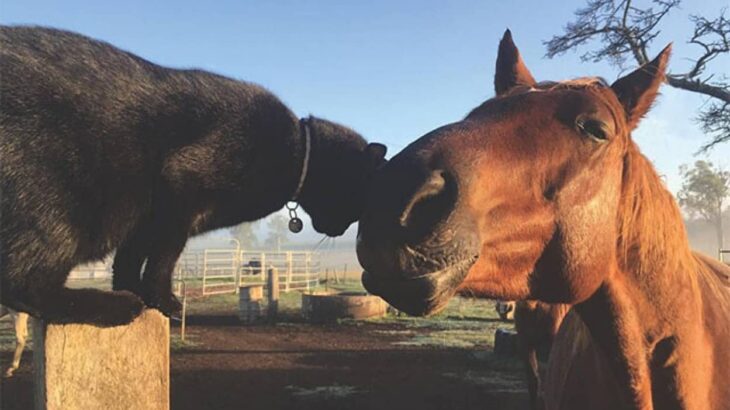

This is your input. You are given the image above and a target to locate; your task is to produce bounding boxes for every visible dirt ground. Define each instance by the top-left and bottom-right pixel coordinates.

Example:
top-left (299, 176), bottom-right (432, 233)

top-left (0, 290), bottom-right (528, 410)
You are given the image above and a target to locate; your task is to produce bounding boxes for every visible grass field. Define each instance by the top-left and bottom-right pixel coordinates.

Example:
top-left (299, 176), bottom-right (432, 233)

top-left (2, 275), bottom-right (514, 354)
top-left (1, 275), bottom-right (526, 410)
top-left (169, 277), bottom-right (513, 351)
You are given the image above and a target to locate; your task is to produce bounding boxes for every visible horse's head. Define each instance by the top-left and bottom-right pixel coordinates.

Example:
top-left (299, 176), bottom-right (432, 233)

top-left (357, 30), bottom-right (671, 315)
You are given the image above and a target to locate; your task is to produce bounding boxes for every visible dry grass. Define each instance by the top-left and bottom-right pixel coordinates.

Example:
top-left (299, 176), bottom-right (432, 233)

top-left (1, 277), bottom-right (516, 355)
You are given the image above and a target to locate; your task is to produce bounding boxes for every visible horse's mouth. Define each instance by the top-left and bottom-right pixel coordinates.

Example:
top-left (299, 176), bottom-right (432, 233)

top-left (361, 257), bottom-right (476, 316)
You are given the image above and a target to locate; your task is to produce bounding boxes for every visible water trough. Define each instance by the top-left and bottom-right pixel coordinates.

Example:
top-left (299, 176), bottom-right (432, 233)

top-left (301, 291), bottom-right (388, 323)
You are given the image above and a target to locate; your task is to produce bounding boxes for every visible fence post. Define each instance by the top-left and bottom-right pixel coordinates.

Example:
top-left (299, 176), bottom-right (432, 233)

top-left (180, 281), bottom-right (187, 342)
top-left (234, 249), bottom-right (241, 294)
top-left (202, 250), bottom-right (208, 296)
top-left (34, 310), bottom-right (169, 410)
top-left (267, 267), bottom-right (279, 320)
top-left (286, 252), bottom-right (292, 292)
top-left (305, 253), bottom-right (311, 292)
top-left (260, 253), bottom-right (266, 282)
top-left (197, 252), bottom-right (202, 278)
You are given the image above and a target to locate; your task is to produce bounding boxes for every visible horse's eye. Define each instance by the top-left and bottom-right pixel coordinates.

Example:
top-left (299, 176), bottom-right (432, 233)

top-left (576, 117), bottom-right (608, 142)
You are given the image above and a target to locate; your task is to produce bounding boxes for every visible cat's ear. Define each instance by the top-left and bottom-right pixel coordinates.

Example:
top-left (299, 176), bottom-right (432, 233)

top-left (365, 143), bottom-right (387, 167)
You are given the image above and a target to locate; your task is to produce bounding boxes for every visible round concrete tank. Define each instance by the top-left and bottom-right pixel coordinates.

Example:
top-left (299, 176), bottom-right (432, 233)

top-left (301, 291), bottom-right (388, 322)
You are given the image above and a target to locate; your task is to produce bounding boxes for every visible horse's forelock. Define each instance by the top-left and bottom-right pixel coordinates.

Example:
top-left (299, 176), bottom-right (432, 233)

top-left (538, 77), bottom-right (608, 91)
top-left (501, 77), bottom-right (608, 96)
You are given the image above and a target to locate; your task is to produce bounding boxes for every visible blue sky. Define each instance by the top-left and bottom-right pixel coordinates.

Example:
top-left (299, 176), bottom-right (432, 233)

top-left (2, 0), bottom-right (728, 241)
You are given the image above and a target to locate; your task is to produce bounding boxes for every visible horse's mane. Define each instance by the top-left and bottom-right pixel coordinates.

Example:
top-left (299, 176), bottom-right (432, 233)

top-left (535, 77), bottom-right (609, 91)
top-left (616, 142), bottom-right (695, 278)
top-left (496, 77), bottom-right (609, 98)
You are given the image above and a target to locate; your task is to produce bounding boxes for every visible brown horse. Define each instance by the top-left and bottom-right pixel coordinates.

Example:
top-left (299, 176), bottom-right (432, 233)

top-left (495, 299), bottom-right (569, 409)
top-left (514, 301), bottom-right (570, 410)
top-left (357, 30), bottom-right (730, 409)
top-left (495, 300), bottom-right (516, 320)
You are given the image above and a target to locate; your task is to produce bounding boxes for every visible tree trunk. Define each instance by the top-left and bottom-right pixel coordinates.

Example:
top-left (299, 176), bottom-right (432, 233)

top-left (718, 202), bottom-right (725, 251)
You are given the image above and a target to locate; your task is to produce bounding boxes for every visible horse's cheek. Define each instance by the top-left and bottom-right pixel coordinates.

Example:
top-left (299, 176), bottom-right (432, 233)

top-left (557, 174), bottom-right (622, 302)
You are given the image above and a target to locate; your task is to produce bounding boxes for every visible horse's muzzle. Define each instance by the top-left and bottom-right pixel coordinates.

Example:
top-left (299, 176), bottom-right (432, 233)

top-left (361, 257), bottom-right (476, 316)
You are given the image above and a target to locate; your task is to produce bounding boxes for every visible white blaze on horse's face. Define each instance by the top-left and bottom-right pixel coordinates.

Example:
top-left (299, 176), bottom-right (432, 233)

top-left (357, 30), bottom-right (671, 316)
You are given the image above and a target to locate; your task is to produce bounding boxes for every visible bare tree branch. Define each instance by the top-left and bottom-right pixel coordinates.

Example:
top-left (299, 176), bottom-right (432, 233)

top-left (545, 0), bottom-right (677, 68)
top-left (666, 76), bottom-right (730, 101)
top-left (685, 14), bottom-right (730, 78)
top-left (697, 102), bottom-right (730, 151)
top-left (546, 1), bottom-right (730, 151)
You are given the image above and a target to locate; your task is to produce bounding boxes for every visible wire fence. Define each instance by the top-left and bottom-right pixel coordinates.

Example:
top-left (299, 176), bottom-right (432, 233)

top-left (68, 259), bottom-right (112, 280)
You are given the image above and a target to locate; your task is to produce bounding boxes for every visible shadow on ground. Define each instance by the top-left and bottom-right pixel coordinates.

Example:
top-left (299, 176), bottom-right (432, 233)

top-left (0, 295), bottom-right (525, 410)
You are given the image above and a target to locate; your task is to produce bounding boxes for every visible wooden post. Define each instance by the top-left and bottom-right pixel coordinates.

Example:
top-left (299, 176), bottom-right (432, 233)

top-left (286, 252), bottom-right (292, 292)
top-left (34, 309), bottom-right (169, 410)
top-left (180, 296), bottom-right (187, 342)
top-left (267, 267), bottom-right (279, 320)
top-left (233, 248), bottom-right (241, 293)
top-left (235, 261), bottom-right (241, 294)
top-left (260, 252), bottom-right (266, 282)
top-left (305, 252), bottom-right (311, 291)
top-left (494, 328), bottom-right (518, 357)
top-left (238, 285), bottom-right (264, 323)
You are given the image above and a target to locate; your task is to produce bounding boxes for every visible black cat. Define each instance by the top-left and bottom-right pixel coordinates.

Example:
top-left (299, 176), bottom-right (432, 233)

top-left (0, 26), bottom-right (386, 326)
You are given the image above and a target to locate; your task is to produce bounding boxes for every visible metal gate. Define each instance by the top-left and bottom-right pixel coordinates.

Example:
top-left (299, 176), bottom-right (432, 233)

top-left (196, 249), bottom-right (320, 296)
top-left (238, 251), bottom-right (320, 292)
top-left (202, 249), bottom-right (239, 295)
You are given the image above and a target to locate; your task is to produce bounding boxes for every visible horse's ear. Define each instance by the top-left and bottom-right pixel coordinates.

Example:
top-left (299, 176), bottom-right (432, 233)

top-left (610, 45), bottom-right (671, 130)
top-left (494, 29), bottom-right (536, 95)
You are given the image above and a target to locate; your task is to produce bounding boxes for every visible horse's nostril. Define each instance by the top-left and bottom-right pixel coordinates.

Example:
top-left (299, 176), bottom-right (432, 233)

top-left (399, 169), bottom-right (456, 233)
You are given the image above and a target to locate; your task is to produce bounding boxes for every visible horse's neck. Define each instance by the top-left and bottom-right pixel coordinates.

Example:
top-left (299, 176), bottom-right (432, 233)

top-left (615, 146), bottom-right (699, 324)
top-left (577, 260), bottom-right (710, 409)
top-left (574, 147), bottom-right (708, 409)
top-left (575, 255), bottom-right (703, 409)
top-left (575, 276), bottom-right (654, 409)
